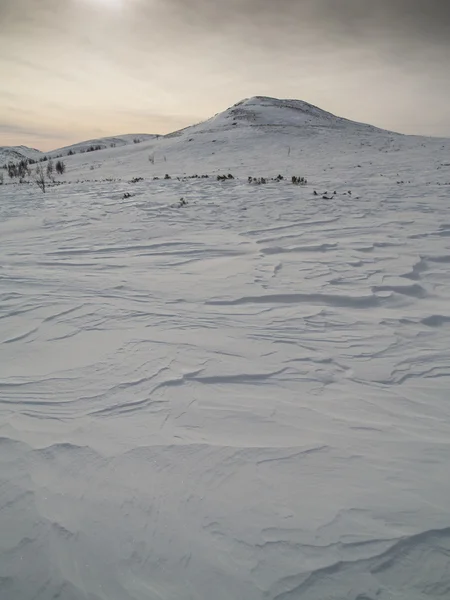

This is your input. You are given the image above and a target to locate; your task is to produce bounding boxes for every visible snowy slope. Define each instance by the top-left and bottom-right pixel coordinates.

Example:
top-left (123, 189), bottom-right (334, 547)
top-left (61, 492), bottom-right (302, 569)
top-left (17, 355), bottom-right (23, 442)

top-left (182, 95), bottom-right (387, 133)
top-left (0, 145), bottom-right (43, 164)
top-left (47, 133), bottom-right (158, 158)
top-left (1, 98), bottom-right (450, 600)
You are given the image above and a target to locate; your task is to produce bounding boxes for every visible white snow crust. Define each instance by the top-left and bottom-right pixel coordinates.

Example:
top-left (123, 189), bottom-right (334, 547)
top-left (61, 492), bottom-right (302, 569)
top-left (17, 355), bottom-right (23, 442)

top-left (1, 97), bottom-right (450, 600)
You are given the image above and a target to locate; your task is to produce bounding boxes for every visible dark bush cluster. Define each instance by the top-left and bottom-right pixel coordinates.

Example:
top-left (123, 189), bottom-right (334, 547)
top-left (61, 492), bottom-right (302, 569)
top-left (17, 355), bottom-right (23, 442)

top-left (217, 174), bottom-right (234, 181)
top-left (248, 175), bottom-right (285, 184)
top-left (2, 157), bottom-right (67, 189)
top-left (130, 177), bottom-right (144, 183)
top-left (55, 160), bottom-right (66, 175)
top-left (175, 174), bottom-right (210, 181)
top-left (292, 176), bottom-right (307, 185)
top-left (7, 159), bottom-right (29, 180)
top-left (38, 154), bottom-right (63, 162)
top-left (78, 145), bottom-right (102, 154)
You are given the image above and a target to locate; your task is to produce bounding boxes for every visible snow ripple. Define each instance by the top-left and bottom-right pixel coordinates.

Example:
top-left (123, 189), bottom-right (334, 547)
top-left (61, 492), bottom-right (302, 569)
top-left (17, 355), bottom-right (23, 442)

top-left (1, 162), bottom-right (450, 599)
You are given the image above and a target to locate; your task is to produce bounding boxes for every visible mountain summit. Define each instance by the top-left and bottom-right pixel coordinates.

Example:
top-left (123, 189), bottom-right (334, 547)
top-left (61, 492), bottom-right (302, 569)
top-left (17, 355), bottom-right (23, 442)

top-left (224, 96), bottom-right (348, 126)
top-left (188, 95), bottom-right (383, 135)
top-left (165, 96), bottom-right (387, 144)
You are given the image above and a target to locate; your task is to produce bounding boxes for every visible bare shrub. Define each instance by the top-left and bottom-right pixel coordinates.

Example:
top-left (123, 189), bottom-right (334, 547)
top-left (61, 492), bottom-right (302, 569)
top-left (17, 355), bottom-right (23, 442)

top-left (47, 159), bottom-right (54, 179)
top-left (35, 165), bottom-right (46, 192)
top-left (7, 163), bottom-right (17, 179)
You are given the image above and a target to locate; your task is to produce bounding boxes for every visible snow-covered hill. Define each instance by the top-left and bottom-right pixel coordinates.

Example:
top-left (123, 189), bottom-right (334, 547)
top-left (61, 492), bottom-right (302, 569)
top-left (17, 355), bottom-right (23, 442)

top-left (177, 95), bottom-right (388, 134)
top-left (0, 145), bottom-right (43, 164)
top-left (1, 98), bottom-right (450, 600)
top-left (0, 134), bottom-right (157, 165)
top-left (47, 133), bottom-right (158, 158)
top-left (32, 96), bottom-right (443, 190)
top-left (1, 96), bottom-right (387, 172)
top-left (0, 97), bottom-right (427, 181)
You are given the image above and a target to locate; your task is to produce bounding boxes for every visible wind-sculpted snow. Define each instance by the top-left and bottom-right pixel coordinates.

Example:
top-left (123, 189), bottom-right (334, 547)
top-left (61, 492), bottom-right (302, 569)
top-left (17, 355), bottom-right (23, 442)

top-left (1, 118), bottom-right (450, 599)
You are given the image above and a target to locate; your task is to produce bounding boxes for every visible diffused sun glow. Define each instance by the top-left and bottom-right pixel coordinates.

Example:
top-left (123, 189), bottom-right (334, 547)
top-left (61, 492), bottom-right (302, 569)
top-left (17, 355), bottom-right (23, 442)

top-left (86, 0), bottom-right (124, 7)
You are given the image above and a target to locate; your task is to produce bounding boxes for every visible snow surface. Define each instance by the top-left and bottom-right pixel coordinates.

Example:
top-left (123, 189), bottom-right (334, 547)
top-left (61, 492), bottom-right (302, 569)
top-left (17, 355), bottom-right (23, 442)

top-left (1, 97), bottom-right (450, 600)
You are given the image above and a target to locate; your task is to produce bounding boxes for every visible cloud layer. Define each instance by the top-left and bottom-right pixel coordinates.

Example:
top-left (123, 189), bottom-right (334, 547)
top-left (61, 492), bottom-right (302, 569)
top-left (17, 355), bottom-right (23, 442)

top-left (1, 0), bottom-right (449, 150)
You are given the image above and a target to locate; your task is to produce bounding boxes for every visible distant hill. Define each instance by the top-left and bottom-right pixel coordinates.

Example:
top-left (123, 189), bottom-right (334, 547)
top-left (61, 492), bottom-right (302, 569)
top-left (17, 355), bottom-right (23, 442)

top-left (47, 134), bottom-right (158, 158)
top-left (0, 134), bottom-right (157, 164)
top-left (0, 145), bottom-right (43, 165)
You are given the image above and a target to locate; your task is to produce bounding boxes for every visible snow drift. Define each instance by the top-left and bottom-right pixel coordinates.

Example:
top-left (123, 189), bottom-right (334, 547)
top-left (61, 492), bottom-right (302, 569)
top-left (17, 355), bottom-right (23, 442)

top-left (1, 97), bottom-right (450, 600)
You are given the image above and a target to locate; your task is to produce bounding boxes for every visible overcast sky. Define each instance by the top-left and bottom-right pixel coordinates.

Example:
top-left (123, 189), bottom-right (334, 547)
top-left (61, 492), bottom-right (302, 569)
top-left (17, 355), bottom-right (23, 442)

top-left (1, 0), bottom-right (449, 150)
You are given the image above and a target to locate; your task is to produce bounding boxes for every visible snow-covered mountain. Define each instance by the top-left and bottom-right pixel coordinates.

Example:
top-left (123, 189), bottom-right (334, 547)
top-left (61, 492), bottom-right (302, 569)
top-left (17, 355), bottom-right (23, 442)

top-left (1, 97), bottom-right (415, 185)
top-left (171, 95), bottom-right (388, 135)
top-left (1, 97), bottom-right (450, 600)
top-left (26, 95), bottom-right (443, 184)
top-left (1, 96), bottom-right (386, 169)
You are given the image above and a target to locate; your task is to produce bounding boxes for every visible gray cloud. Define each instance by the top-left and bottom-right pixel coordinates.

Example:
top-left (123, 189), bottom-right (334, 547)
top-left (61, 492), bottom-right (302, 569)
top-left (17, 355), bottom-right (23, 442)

top-left (2, 54), bottom-right (80, 82)
top-left (3, 0), bottom-right (449, 67)
top-left (5, 0), bottom-right (448, 45)
top-left (0, 122), bottom-right (71, 141)
top-left (152, 0), bottom-right (450, 53)
top-left (159, 0), bottom-right (450, 34)
top-left (1, 0), bottom-right (450, 146)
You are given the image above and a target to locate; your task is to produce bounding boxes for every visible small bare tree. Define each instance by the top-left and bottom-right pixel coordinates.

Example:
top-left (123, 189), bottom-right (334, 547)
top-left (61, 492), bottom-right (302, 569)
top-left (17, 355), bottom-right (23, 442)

top-left (35, 164), bottom-right (46, 193)
top-left (46, 159), bottom-right (54, 180)
top-left (8, 163), bottom-right (17, 179)
top-left (148, 154), bottom-right (155, 164)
